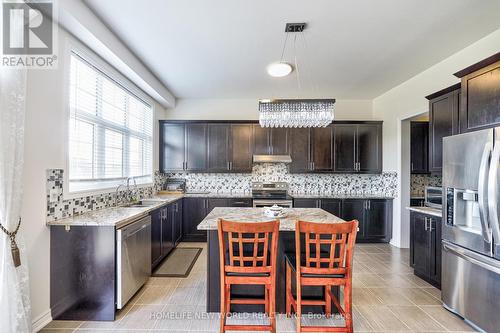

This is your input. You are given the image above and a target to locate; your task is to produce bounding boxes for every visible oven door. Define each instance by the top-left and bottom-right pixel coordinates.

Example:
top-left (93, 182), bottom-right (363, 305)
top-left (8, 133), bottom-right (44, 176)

top-left (253, 200), bottom-right (293, 208)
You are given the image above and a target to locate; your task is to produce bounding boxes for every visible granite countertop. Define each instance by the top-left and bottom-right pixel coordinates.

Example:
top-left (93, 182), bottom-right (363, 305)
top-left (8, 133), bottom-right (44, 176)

top-left (46, 191), bottom-right (392, 229)
top-left (290, 193), bottom-right (395, 199)
top-left (46, 194), bottom-right (183, 229)
top-left (197, 207), bottom-right (344, 231)
top-left (406, 206), bottom-right (442, 218)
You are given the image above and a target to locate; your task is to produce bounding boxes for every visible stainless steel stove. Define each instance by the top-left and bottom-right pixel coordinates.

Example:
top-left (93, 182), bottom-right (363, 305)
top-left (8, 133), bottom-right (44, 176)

top-left (251, 181), bottom-right (293, 208)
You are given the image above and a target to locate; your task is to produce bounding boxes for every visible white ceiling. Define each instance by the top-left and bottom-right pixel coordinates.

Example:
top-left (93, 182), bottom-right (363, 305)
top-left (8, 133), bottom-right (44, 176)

top-left (83, 0), bottom-right (500, 99)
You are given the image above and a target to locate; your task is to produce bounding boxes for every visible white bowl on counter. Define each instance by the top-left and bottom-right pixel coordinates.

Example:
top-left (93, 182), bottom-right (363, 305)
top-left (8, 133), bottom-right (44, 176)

top-left (263, 205), bottom-right (287, 218)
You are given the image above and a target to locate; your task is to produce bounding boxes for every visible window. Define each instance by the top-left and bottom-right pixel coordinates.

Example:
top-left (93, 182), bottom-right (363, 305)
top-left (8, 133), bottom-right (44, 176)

top-left (68, 52), bottom-right (153, 193)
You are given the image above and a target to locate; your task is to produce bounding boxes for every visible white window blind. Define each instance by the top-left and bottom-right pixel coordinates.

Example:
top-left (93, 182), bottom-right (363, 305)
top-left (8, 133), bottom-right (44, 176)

top-left (68, 52), bottom-right (153, 193)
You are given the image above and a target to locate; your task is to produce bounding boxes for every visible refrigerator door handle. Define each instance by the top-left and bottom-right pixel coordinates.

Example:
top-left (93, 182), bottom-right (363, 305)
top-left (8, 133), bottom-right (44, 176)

top-left (478, 142), bottom-right (492, 244)
top-left (488, 141), bottom-right (500, 243)
top-left (443, 241), bottom-right (500, 275)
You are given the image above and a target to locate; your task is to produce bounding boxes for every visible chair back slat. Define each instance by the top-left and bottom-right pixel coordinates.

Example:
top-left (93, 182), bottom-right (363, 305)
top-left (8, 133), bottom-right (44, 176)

top-left (295, 220), bottom-right (358, 276)
top-left (218, 219), bottom-right (280, 274)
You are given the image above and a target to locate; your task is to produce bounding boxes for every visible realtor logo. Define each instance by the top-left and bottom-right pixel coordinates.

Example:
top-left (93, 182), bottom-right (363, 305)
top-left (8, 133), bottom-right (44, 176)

top-left (2, 0), bottom-right (57, 68)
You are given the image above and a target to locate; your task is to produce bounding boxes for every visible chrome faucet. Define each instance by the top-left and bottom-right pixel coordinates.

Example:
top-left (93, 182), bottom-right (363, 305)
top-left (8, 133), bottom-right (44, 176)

top-left (126, 177), bottom-right (138, 202)
top-left (115, 183), bottom-right (127, 206)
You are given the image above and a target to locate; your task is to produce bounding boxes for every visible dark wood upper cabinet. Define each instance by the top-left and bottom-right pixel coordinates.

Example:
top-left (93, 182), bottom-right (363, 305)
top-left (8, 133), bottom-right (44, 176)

top-left (333, 124), bottom-right (356, 173)
top-left (230, 124), bottom-right (253, 172)
top-left (207, 124), bottom-right (230, 172)
top-left (185, 123), bottom-right (207, 171)
top-left (160, 122), bottom-right (185, 172)
top-left (289, 127), bottom-right (312, 173)
top-left (410, 122), bottom-right (429, 174)
top-left (252, 125), bottom-right (289, 155)
top-left (427, 84), bottom-right (460, 173)
top-left (454, 54), bottom-right (500, 133)
top-left (270, 128), bottom-right (289, 155)
top-left (160, 120), bottom-right (381, 174)
top-left (311, 126), bottom-right (334, 171)
top-left (333, 122), bottom-right (382, 174)
top-left (252, 125), bottom-right (270, 155)
top-left (357, 124), bottom-right (382, 173)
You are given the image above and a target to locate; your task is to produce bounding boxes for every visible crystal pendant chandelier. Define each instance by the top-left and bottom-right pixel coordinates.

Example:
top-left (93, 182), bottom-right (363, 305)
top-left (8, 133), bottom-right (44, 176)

top-left (259, 99), bottom-right (335, 128)
top-left (260, 23), bottom-right (335, 128)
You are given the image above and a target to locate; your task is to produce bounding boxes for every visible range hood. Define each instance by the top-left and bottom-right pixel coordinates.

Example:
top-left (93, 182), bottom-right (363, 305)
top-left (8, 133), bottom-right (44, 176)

top-left (253, 155), bottom-right (292, 163)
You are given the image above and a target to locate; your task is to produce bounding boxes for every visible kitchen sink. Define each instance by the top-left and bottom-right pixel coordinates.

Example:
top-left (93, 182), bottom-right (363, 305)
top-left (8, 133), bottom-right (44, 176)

top-left (122, 200), bottom-right (162, 208)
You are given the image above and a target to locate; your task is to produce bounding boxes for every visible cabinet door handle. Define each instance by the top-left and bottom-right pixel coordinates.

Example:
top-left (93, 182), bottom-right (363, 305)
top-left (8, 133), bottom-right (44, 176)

top-left (411, 162), bottom-right (414, 171)
top-left (230, 161), bottom-right (233, 170)
top-left (429, 218), bottom-right (434, 231)
top-left (368, 200), bottom-right (371, 210)
top-left (424, 217), bottom-right (429, 231)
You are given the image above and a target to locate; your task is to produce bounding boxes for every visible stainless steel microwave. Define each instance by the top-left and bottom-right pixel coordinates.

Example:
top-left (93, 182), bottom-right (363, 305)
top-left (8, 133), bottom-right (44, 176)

top-left (425, 186), bottom-right (442, 209)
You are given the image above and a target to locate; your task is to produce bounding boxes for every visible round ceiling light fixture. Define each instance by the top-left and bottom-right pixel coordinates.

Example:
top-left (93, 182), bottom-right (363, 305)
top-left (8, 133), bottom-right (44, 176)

top-left (266, 62), bottom-right (293, 77)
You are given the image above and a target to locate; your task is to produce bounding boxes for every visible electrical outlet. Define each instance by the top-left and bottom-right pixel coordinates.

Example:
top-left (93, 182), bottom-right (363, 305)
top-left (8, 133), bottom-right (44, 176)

top-left (49, 189), bottom-right (59, 203)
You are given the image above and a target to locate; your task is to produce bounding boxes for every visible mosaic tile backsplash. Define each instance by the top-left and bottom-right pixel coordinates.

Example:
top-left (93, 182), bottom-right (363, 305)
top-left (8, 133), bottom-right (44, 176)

top-left (163, 164), bottom-right (398, 196)
top-left (47, 164), bottom-right (398, 221)
top-left (410, 174), bottom-right (442, 197)
top-left (46, 169), bottom-right (158, 221)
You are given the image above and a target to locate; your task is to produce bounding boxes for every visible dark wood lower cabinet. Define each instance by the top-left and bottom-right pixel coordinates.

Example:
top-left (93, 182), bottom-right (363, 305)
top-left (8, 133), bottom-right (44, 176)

top-left (162, 206), bottom-right (174, 256)
top-left (320, 199), bottom-right (342, 216)
top-left (182, 197), bottom-right (208, 242)
top-left (410, 211), bottom-right (441, 288)
top-left (151, 209), bottom-right (163, 268)
top-left (151, 200), bottom-right (184, 270)
top-left (182, 197), bottom-right (253, 242)
top-left (293, 198), bottom-right (392, 242)
top-left (342, 199), bottom-right (367, 239)
top-left (172, 200), bottom-right (183, 245)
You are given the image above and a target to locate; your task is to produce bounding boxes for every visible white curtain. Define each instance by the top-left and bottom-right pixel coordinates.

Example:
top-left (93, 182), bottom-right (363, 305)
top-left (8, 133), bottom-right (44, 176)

top-left (0, 5), bottom-right (32, 332)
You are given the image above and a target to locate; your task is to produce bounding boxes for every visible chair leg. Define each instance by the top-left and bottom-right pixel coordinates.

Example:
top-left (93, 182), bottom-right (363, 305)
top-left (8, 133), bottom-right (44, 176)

top-left (265, 286), bottom-right (270, 315)
top-left (344, 283), bottom-right (353, 333)
top-left (220, 282), bottom-right (226, 333)
top-left (286, 262), bottom-right (292, 316)
top-left (325, 284), bottom-right (332, 317)
top-left (270, 282), bottom-right (276, 333)
top-left (296, 280), bottom-right (302, 333)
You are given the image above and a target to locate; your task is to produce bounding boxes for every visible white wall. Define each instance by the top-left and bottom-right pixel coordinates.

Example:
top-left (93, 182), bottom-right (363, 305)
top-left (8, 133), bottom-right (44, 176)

top-left (164, 98), bottom-right (373, 120)
top-left (373, 27), bottom-right (500, 247)
top-left (21, 28), bottom-right (167, 329)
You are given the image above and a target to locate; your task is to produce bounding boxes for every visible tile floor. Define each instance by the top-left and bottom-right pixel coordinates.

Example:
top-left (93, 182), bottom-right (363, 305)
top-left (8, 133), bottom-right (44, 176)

top-left (42, 242), bottom-right (477, 332)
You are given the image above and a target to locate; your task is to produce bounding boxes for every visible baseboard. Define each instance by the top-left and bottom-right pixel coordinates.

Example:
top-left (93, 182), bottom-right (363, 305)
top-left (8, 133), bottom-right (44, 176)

top-left (32, 309), bottom-right (52, 333)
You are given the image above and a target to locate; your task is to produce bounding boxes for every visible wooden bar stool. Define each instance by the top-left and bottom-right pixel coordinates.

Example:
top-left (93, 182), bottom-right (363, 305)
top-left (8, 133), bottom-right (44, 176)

top-left (218, 218), bottom-right (280, 333)
top-left (285, 220), bottom-right (358, 333)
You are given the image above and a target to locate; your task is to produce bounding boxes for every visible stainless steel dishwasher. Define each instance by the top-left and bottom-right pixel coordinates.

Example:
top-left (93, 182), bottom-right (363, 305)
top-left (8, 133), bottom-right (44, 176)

top-left (116, 215), bottom-right (151, 309)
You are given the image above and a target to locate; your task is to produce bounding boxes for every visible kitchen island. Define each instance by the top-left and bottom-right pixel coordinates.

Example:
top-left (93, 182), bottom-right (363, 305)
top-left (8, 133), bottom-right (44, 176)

top-left (197, 207), bottom-right (344, 313)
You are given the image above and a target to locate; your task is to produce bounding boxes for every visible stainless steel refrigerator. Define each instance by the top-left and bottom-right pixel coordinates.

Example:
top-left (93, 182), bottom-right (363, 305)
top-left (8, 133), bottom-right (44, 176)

top-left (442, 128), bottom-right (500, 333)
